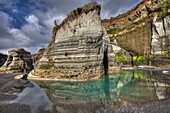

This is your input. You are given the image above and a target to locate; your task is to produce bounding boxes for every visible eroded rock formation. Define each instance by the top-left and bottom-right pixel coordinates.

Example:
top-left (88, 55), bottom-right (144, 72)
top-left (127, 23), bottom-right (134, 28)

top-left (32, 48), bottom-right (46, 65)
top-left (0, 48), bottom-right (33, 73)
top-left (152, 15), bottom-right (170, 54)
top-left (103, 0), bottom-right (170, 67)
top-left (30, 2), bottom-right (118, 80)
top-left (151, 15), bottom-right (170, 66)
top-left (102, 0), bottom-right (163, 30)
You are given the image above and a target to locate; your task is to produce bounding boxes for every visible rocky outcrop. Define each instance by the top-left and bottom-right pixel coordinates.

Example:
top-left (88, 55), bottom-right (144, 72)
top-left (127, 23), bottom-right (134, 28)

top-left (0, 48), bottom-right (33, 73)
top-left (30, 2), bottom-right (118, 80)
top-left (151, 15), bottom-right (170, 55)
top-left (32, 48), bottom-right (46, 65)
top-left (151, 15), bottom-right (170, 66)
top-left (102, 0), bottom-right (163, 30)
top-left (0, 53), bottom-right (7, 67)
top-left (103, 0), bottom-right (170, 67)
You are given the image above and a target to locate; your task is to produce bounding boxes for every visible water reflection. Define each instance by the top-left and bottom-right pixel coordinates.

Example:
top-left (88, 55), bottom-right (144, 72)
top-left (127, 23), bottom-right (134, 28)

top-left (33, 70), bottom-right (170, 112)
top-left (104, 74), bottom-right (110, 102)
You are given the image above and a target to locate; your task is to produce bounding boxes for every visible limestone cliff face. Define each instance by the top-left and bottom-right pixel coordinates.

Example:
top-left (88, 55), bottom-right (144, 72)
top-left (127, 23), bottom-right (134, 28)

top-left (103, 0), bottom-right (164, 57)
top-left (30, 2), bottom-right (117, 80)
top-left (104, 0), bottom-right (170, 67)
top-left (151, 15), bottom-right (170, 66)
top-left (0, 48), bottom-right (33, 73)
top-left (102, 0), bottom-right (163, 30)
top-left (152, 15), bottom-right (170, 54)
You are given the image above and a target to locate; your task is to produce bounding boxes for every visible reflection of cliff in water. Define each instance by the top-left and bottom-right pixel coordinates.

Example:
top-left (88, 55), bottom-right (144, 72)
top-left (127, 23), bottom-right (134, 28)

top-left (117, 70), bottom-right (170, 103)
top-left (34, 70), bottom-right (170, 112)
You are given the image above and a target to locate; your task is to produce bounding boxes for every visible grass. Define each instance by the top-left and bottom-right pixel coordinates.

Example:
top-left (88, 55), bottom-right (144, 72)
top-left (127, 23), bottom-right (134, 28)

top-left (116, 56), bottom-right (127, 63)
top-left (115, 55), bottom-right (148, 65)
top-left (107, 28), bottom-right (121, 35)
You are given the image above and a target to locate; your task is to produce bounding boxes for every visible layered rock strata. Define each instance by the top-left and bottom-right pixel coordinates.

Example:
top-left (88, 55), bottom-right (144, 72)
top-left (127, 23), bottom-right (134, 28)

top-left (0, 48), bottom-right (33, 73)
top-left (151, 15), bottom-right (170, 66)
top-left (103, 0), bottom-right (170, 67)
top-left (32, 48), bottom-right (46, 65)
top-left (102, 0), bottom-right (164, 30)
top-left (152, 15), bottom-right (170, 55)
top-left (30, 2), bottom-right (117, 80)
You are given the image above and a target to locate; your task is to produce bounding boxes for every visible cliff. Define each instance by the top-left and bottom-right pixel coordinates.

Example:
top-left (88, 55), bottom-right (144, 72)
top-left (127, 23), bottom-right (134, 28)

top-left (102, 0), bottom-right (170, 67)
top-left (32, 48), bottom-right (46, 65)
top-left (30, 2), bottom-right (118, 80)
top-left (0, 48), bottom-right (33, 73)
top-left (151, 14), bottom-right (170, 66)
top-left (102, 0), bottom-right (163, 30)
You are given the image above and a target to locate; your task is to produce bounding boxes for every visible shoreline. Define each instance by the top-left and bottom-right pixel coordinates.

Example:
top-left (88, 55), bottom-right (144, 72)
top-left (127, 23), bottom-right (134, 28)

top-left (26, 66), bottom-right (170, 81)
top-left (27, 73), bottom-right (102, 82)
top-left (0, 68), bottom-right (170, 113)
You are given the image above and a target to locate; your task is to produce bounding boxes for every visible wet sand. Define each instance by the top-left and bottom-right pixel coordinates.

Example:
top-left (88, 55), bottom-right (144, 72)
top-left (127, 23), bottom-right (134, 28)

top-left (0, 73), bottom-right (52, 113)
top-left (0, 73), bottom-right (32, 113)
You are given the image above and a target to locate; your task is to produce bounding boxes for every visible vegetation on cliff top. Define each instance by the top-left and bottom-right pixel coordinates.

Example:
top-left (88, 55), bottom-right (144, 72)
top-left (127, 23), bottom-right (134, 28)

top-left (51, 2), bottom-right (101, 44)
top-left (158, 0), bottom-right (170, 18)
top-left (58, 2), bottom-right (100, 29)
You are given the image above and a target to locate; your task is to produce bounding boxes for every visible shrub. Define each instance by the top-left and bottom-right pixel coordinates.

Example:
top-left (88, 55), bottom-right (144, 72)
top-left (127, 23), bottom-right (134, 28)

top-left (164, 50), bottom-right (169, 57)
top-left (107, 28), bottom-right (121, 35)
top-left (116, 56), bottom-right (127, 62)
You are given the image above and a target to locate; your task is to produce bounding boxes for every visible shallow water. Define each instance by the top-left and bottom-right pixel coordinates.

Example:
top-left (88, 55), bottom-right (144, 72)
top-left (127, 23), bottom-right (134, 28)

top-left (33, 70), bottom-right (170, 113)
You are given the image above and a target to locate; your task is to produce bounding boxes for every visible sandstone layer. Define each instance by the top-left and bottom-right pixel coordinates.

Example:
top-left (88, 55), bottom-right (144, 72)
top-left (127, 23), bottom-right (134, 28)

top-left (0, 48), bottom-right (33, 73)
top-left (30, 2), bottom-right (118, 80)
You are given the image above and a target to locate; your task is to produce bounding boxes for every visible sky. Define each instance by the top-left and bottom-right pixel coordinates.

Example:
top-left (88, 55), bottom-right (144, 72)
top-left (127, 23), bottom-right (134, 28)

top-left (0, 0), bottom-right (141, 54)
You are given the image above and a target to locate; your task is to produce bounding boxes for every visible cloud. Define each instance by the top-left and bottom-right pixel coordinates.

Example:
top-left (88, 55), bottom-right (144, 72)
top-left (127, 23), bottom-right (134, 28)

top-left (0, 12), bottom-right (33, 49)
top-left (25, 15), bottom-right (39, 24)
top-left (0, 0), bottom-right (19, 10)
top-left (0, 12), bottom-right (46, 54)
top-left (0, 0), bottom-right (141, 54)
top-left (22, 14), bottom-right (51, 44)
top-left (97, 0), bottom-right (141, 18)
top-left (0, 11), bottom-right (12, 39)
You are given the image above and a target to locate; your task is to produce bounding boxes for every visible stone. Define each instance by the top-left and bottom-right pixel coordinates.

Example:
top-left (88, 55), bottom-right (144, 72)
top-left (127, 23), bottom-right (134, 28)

top-left (101, 0), bottom-right (170, 67)
top-left (151, 15), bottom-right (170, 67)
top-left (30, 2), bottom-right (118, 80)
top-left (0, 48), bottom-right (33, 73)
top-left (32, 48), bottom-right (46, 65)
top-left (151, 16), bottom-right (167, 55)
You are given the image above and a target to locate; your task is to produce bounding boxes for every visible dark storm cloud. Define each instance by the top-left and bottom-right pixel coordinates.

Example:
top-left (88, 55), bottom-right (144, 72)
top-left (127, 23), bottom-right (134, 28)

top-left (0, 11), bottom-right (33, 50)
top-left (0, 11), bottom-right (12, 39)
top-left (0, 0), bottom-right (141, 54)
